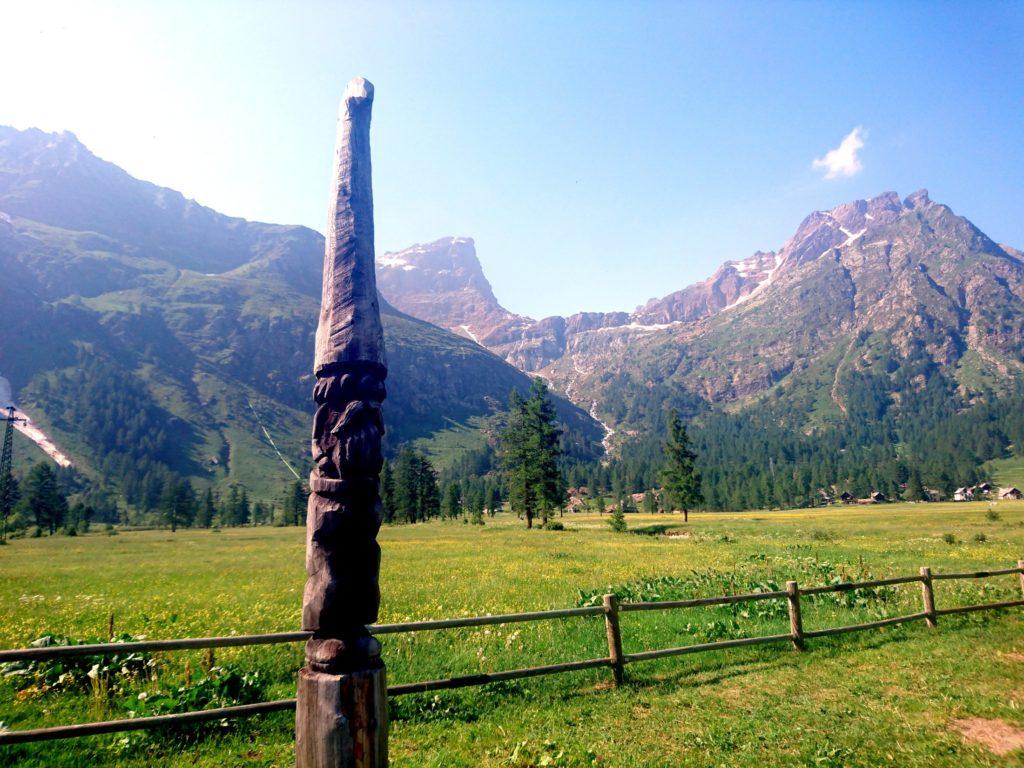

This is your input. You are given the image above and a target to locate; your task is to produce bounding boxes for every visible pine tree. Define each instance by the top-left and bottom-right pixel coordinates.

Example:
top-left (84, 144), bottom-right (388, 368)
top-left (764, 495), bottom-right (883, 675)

top-left (596, 495), bottom-right (606, 516)
top-left (252, 501), bottom-right (270, 526)
top-left (608, 504), bottom-right (627, 533)
top-left (643, 489), bottom-right (656, 514)
top-left (196, 488), bottom-right (216, 528)
top-left (906, 469), bottom-right (927, 502)
top-left (442, 481), bottom-right (462, 519)
top-left (21, 462), bottom-right (68, 534)
top-left (159, 477), bottom-right (197, 531)
top-left (418, 457), bottom-right (441, 519)
top-left (239, 489), bottom-right (251, 526)
top-left (280, 480), bottom-right (306, 526)
top-left (224, 486), bottom-right (241, 527)
top-left (1, 472), bottom-right (19, 542)
top-left (661, 410), bottom-right (703, 522)
top-left (484, 484), bottom-right (498, 516)
top-left (500, 380), bottom-right (565, 528)
top-left (393, 447), bottom-right (419, 523)
top-left (391, 447), bottom-right (440, 523)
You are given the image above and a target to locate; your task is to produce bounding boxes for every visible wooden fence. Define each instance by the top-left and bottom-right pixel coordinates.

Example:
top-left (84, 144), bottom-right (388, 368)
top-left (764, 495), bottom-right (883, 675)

top-left (1, 560), bottom-right (1023, 746)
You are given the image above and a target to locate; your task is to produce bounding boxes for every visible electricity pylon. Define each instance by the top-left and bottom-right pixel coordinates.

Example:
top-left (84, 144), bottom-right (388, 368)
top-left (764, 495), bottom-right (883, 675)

top-left (1, 406), bottom-right (26, 542)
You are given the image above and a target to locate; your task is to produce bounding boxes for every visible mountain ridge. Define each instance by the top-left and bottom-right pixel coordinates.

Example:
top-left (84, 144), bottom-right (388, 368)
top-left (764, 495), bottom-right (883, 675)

top-left (375, 188), bottom-right (1024, 456)
top-left (0, 126), bottom-right (602, 508)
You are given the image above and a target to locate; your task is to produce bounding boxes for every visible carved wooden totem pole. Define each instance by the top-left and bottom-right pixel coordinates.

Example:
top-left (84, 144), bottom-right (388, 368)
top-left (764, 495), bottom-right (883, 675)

top-left (296, 77), bottom-right (388, 768)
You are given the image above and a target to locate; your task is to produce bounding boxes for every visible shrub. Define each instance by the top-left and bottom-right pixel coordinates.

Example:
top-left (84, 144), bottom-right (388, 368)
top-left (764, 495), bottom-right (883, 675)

top-left (543, 521), bottom-right (564, 531)
top-left (130, 666), bottom-right (264, 719)
top-left (0, 634), bottom-right (152, 698)
top-left (942, 533), bottom-right (957, 545)
top-left (986, 510), bottom-right (1001, 522)
top-left (608, 508), bottom-right (627, 533)
top-left (972, 532), bottom-right (988, 543)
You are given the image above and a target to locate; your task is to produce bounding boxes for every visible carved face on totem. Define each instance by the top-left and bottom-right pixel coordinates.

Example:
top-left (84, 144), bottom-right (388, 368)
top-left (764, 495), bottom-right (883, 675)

top-left (311, 368), bottom-right (386, 481)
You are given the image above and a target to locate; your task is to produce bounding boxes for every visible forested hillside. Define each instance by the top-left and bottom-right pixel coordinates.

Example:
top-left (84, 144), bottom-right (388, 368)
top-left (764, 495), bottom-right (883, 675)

top-left (0, 127), bottom-right (601, 522)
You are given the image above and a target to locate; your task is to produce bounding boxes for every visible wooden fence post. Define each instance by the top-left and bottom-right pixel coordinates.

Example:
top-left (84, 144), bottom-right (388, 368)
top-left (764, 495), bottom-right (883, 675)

top-left (920, 567), bottom-right (937, 629)
top-left (1018, 560), bottom-right (1024, 599)
top-left (785, 581), bottom-right (804, 650)
top-left (603, 594), bottom-right (624, 685)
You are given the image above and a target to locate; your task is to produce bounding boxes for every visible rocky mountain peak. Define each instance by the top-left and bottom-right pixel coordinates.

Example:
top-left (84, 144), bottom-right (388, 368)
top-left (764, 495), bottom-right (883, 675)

top-left (375, 236), bottom-right (526, 346)
top-left (903, 188), bottom-right (932, 210)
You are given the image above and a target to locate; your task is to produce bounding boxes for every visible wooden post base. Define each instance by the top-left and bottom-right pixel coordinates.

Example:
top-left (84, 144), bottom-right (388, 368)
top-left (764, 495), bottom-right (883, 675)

top-left (296, 664), bottom-right (388, 768)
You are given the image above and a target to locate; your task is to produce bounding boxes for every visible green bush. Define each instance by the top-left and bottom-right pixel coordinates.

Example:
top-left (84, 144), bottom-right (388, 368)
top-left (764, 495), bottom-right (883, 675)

top-left (942, 533), bottom-right (957, 545)
top-left (608, 508), bottom-right (627, 533)
top-left (543, 520), bottom-right (565, 531)
top-left (0, 633), bottom-right (152, 697)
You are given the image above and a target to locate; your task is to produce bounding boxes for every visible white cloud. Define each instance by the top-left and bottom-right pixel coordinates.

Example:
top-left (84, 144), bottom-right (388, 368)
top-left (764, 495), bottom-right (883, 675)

top-left (813, 127), bottom-right (866, 179)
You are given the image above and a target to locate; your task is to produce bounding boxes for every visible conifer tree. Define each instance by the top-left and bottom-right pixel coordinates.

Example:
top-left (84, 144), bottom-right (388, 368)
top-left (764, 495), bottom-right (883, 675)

top-left (643, 489), bottom-right (657, 514)
top-left (500, 379), bottom-right (565, 528)
top-left (196, 488), bottom-right (216, 528)
top-left (239, 489), bottom-right (251, 526)
top-left (280, 480), bottom-right (307, 526)
top-left (223, 486), bottom-right (241, 527)
top-left (608, 504), bottom-right (627, 533)
top-left (906, 469), bottom-right (927, 502)
top-left (418, 457), bottom-right (441, 520)
top-left (1, 473), bottom-right (19, 542)
top-left (661, 410), bottom-right (703, 522)
top-left (442, 481), bottom-right (462, 519)
top-left (20, 462), bottom-right (67, 534)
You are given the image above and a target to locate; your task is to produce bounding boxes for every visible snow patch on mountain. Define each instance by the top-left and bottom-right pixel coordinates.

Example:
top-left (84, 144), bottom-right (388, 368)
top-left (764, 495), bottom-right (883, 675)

top-left (725, 253), bottom-right (782, 310)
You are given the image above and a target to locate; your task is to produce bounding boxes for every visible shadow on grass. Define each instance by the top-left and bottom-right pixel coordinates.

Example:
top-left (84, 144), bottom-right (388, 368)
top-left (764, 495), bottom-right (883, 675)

top-left (629, 524), bottom-right (687, 537)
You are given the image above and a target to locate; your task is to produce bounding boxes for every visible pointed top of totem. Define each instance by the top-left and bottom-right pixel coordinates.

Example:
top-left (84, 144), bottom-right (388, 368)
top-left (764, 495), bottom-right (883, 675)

top-left (314, 77), bottom-right (386, 376)
top-left (343, 77), bottom-right (373, 104)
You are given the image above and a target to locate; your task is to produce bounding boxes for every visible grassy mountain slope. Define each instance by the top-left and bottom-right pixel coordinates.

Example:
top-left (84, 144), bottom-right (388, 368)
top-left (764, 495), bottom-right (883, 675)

top-left (0, 127), bottom-right (600, 505)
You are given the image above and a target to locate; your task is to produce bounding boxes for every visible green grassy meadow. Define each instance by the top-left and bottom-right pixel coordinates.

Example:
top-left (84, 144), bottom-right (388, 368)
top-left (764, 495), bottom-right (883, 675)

top-left (2, 502), bottom-right (1024, 767)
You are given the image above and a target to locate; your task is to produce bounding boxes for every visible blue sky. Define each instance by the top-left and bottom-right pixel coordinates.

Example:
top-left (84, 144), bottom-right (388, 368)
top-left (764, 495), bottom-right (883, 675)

top-left (1, 1), bottom-right (1022, 318)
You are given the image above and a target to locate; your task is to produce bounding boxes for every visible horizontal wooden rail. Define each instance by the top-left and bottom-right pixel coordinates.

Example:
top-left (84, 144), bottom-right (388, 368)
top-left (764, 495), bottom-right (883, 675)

top-left (934, 599), bottom-right (1024, 616)
top-left (622, 633), bottom-right (792, 663)
top-left (930, 567), bottom-right (1023, 581)
top-left (388, 656), bottom-right (611, 696)
top-left (0, 631), bottom-right (312, 664)
top-left (0, 607), bottom-right (605, 664)
top-left (2, 559), bottom-right (1022, 745)
top-left (0, 699), bottom-right (295, 746)
top-left (799, 575), bottom-right (923, 595)
top-left (803, 612), bottom-right (928, 638)
top-left (619, 590), bottom-right (787, 612)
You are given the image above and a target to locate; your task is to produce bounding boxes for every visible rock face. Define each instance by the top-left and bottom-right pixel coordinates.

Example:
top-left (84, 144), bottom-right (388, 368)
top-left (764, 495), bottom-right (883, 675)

top-left (375, 190), bottom-right (1024, 446)
top-left (376, 192), bottom-right (972, 377)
